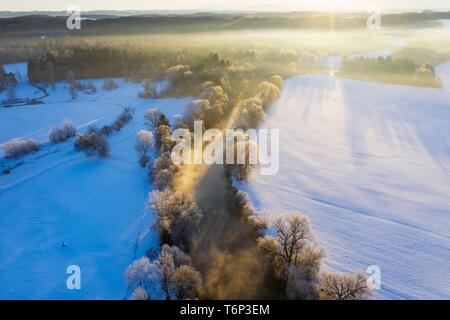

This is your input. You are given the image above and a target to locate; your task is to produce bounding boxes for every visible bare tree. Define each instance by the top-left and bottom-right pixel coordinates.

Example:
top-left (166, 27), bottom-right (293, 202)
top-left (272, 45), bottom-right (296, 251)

top-left (49, 126), bottom-right (66, 143)
top-left (273, 213), bottom-right (312, 279)
top-left (320, 272), bottom-right (370, 300)
top-left (144, 108), bottom-right (162, 131)
top-left (63, 118), bottom-right (77, 138)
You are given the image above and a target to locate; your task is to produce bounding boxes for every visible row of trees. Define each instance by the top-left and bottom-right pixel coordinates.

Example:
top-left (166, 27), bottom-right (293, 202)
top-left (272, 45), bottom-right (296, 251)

top-left (341, 56), bottom-right (438, 80)
top-left (227, 74), bottom-right (370, 300)
top-left (126, 104), bottom-right (204, 300)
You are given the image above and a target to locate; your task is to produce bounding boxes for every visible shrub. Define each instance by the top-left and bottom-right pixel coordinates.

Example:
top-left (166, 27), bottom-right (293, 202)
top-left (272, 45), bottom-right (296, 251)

top-left (63, 119), bottom-right (77, 138)
top-left (320, 272), bottom-right (369, 300)
top-left (150, 189), bottom-right (202, 250)
top-left (50, 119), bottom-right (77, 143)
top-left (49, 126), bottom-right (66, 143)
top-left (172, 265), bottom-right (202, 300)
top-left (3, 139), bottom-right (40, 159)
top-left (138, 79), bottom-right (157, 98)
top-left (247, 215), bottom-right (268, 238)
top-left (75, 132), bottom-right (110, 157)
top-left (235, 98), bottom-right (265, 129)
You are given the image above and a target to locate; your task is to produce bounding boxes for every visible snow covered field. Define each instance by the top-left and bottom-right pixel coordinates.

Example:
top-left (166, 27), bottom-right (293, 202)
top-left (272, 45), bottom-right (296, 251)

top-left (238, 62), bottom-right (450, 299)
top-left (0, 69), bottom-right (190, 299)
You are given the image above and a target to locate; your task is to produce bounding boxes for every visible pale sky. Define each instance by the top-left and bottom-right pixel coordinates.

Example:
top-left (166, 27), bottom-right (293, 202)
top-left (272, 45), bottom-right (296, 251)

top-left (0, 0), bottom-right (449, 12)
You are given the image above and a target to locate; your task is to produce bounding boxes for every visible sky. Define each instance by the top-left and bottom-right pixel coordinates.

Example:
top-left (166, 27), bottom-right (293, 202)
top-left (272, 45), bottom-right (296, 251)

top-left (0, 0), bottom-right (449, 12)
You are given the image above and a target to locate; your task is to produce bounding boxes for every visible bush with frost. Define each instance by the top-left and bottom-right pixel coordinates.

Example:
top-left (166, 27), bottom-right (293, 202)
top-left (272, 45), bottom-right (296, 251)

top-left (150, 189), bottom-right (202, 250)
top-left (3, 139), bottom-right (40, 159)
top-left (49, 119), bottom-right (77, 143)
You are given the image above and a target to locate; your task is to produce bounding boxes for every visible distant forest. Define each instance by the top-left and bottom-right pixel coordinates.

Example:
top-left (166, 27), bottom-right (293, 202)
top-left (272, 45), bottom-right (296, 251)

top-left (0, 11), bottom-right (449, 37)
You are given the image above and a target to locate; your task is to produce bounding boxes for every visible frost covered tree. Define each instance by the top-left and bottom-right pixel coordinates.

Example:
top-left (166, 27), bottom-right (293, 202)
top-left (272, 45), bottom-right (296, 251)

top-left (3, 139), bottom-right (40, 159)
top-left (235, 98), bottom-right (265, 129)
top-left (63, 119), bottom-right (77, 138)
top-left (150, 189), bottom-right (202, 249)
top-left (144, 108), bottom-right (162, 131)
top-left (156, 124), bottom-right (174, 152)
top-left (257, 81), bottom-right (280, 108)
top-left (156, 248), bottom-right (176, 300)
top-left (125, 257), bottom-right (152, 289)
top-left (320, 272), bottom-right (369, 300)
top-left (172, 265), bottom-right (202, 300)
top-left (247, 215), bottom-right (268, 238)
top-left (153, 169), bottom-right (174, 191)
top-left (151, 151), bottom-right (177, 190)
top-left (138, 79), bottom-right (156, 98)
top-left (256, 212), bottom-right (325, 299)
top-left (270, 74), bottom-right (283, 89)
top-left (226, 132), bottom-right (258, 181)
top-left (182, 99), bottom-right (209, 131)
top-left (286, 244), bottom-right (325, 300)
top-left (135, 130), bottom-right (154, 167)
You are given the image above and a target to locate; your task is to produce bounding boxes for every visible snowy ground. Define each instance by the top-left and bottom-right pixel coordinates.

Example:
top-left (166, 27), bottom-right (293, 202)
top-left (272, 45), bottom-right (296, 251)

top-left (0, 71), bottom-right (190, 299)
top-left (238, 62), bottom-right (450, 299)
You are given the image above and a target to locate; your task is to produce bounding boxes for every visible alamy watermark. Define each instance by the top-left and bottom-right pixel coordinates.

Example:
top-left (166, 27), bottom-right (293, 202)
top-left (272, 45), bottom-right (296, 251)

top-left (170, 121), bottom-right (280, 176)
top-left (366, 265), bottom-right (381, 290)
top-left (66, 265), bottom-right (81, 290)
top-left (66, 5), bottom-right (81, 30)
